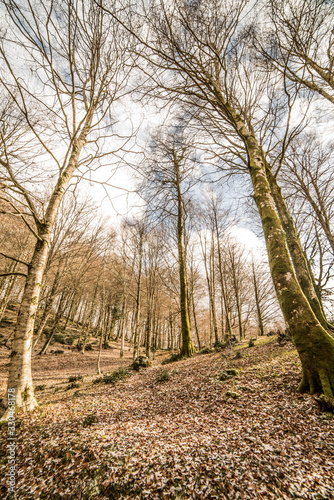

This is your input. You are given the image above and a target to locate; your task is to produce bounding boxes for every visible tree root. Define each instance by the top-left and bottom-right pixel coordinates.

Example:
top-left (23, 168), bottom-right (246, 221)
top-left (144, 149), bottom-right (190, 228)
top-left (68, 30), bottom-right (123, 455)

top-left (298, 367), bottom-right (334, 399)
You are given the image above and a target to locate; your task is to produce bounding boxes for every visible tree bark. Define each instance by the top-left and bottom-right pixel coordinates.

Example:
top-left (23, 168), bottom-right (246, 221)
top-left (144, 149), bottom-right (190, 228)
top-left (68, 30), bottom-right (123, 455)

top-left (252, 262), bottom-right (264, 337)
top-left (176, 163), bottom-right (195, 357)
top-left (237, 118), bottom-right (334, 397)
top-left (266, 169), bottom-right (333, 331)
top-left (191, 290), bottom-right (201, 350)
top-left (133, 229), bottom-right (144, 360)
top-left (2, 237), bottom-right (49, 415)
top-left (1, 130), bottom-right (93, 420)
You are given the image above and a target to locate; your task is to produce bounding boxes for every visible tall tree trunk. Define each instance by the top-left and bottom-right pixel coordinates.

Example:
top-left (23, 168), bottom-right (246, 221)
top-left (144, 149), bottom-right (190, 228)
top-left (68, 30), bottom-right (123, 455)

top-left (266, 169), bottom-right (333, 331)
top-left (176, 164), bottom-right (195, 357)
top-left (237, 120), bottom-right (334, 397)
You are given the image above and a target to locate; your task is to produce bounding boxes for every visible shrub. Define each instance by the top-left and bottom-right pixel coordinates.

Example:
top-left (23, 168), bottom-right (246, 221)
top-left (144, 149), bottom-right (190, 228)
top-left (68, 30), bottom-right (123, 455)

top-left (218, 371), bottom-right (231, 381)
top-left (277, 329), bottom-right (292, 345)
top-left (67, 381), bottom-right (80, 390)
top-left (35, 384), bottom-right (46, 391)
top-left (162, 353), bottom-right (180, 364)
top-left (94, 367), bottom-right (128, 385)
top-left (213, 341), bottom-right (228, 351)
top-left (83, 412), bottom-right (98, 427)
top-left (54, 333), bottom-right (75, 345)
top-left (68, 375), bottom-right (83, 383)
top-left (157, 368), bottom-right (170, 383)
top-left (226, 391), bottom-right (239, 399)
top-left (199, 347), bottom-right (213, 355)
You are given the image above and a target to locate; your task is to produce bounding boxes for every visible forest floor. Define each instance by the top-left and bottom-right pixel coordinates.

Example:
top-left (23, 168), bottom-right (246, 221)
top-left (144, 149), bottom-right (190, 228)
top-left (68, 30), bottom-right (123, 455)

top-left (0, 335), bottom-right (334, 500)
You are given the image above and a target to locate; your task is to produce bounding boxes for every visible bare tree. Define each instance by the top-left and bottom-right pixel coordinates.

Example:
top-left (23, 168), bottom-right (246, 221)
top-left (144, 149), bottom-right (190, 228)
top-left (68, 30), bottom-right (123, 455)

top-left (0, 0), bottom-right (132, 419)
top-left (140, 122), bottom-right (199, 356)
top-left (259, 0), bottom-right (334, 105)
top-left (102, 0), bottom-right (334, 396)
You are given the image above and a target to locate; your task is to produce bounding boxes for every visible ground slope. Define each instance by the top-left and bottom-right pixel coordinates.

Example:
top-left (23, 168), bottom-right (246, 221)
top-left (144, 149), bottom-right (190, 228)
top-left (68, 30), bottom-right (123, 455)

top-left (0, 339), bottom-right (333, 499)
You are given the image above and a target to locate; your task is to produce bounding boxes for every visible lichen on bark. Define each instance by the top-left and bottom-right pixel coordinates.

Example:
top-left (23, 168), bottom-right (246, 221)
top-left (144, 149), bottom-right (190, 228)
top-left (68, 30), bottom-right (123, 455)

top-left (238, 126), bottom-right (334, 399)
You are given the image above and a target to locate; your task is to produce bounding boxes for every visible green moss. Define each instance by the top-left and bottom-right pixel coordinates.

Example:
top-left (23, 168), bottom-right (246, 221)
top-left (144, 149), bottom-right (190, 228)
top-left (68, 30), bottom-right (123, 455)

top-left (226, 391), bottom-right (239, 399)
top-left (226, 369), bottom-right (239, 376)
top-left (21, 388), bottom-right (29, 401)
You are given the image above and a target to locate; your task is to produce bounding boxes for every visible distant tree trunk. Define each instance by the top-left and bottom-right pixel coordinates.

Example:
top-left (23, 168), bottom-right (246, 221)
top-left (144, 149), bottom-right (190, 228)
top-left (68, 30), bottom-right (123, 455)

top-left (97, 305), bottom-right (105, 374)
top-left (97, 328), bottom-right (103, 374)
top-left (81, 278), bottom-right (100, 354)
top-left (252, 262), bottom-right (264, 337)
top-left (213, 209), bottom-right (233, 340)
top-left (120, 324), bottom-right (125, 358)
top-left (33, 264), bottom-right (63, 351)
top-left (191, 291), bottom-right (201, 350)
top-left (133, 229), bottom-right (144, 359)
top-left (38, 292), bottom-right (66, 356)
top-left (231, 266), bottom-right (243, 341)
top-left (199, 223), bottom-right (220, 346)
top-left (176, 164), bottom-right (195, 358)
top-left (210, 235), bottom-right (219, 344)
top-left (145, 309), bottom-right (151, 358)
top-left (0, 271), bottom-right (17, 323)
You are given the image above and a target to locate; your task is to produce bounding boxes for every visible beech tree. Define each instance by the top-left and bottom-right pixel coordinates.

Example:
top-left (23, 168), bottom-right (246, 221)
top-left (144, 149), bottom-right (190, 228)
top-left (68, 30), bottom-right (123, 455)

top-left (0, 0), bottom-right (132, 419)
top-left (140, 124), bottom-right (197, 357)
top-left (260, 0), bottom-right (334, 105)
top-left (103, 0), bottom-right (334, 396)
top-left (282, 136), bottom-right (334, 256)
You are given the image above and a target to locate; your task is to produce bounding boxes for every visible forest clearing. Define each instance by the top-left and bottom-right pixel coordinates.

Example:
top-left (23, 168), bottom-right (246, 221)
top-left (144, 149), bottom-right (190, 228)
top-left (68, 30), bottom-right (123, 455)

top-left (1, 331), bottom-right (333, 500)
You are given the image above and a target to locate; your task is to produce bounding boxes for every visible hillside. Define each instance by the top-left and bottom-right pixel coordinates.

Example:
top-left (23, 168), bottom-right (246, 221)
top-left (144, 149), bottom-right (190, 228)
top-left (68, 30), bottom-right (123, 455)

top-left (1, 338), bottom-right (333, 499)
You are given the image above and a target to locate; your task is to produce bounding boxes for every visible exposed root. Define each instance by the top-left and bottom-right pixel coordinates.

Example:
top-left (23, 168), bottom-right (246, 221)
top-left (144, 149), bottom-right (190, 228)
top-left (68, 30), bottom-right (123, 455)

top-left (298, 367), bottom-right (334, 399)
top-left (314, 394), bottom-right (334, 413)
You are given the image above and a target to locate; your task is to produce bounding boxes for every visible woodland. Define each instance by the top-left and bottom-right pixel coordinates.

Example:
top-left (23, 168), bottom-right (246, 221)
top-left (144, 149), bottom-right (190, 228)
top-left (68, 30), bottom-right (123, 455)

top-left (0, 0), bottom-right (334, 498)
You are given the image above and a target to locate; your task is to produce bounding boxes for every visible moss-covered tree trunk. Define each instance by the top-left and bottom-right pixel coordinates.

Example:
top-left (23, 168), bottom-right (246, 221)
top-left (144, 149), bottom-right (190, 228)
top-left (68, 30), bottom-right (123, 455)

top-left (266, 169), bottom-right (333, 331)
top-left (175, 163), bottom-right (195, 357)
top-left (237, 121), bottom-right (334, 397)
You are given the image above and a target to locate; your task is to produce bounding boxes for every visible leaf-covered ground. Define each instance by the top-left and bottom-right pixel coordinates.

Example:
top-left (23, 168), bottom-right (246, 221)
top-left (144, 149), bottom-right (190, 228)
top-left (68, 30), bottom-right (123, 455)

top-left (1, 339), bottom-right (333, 499)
